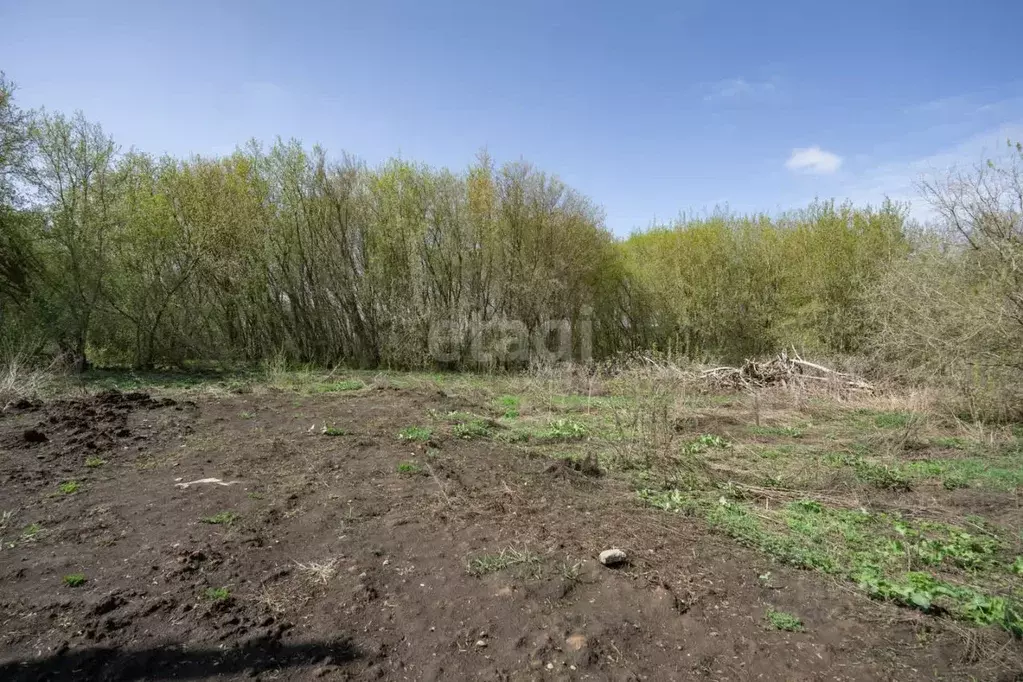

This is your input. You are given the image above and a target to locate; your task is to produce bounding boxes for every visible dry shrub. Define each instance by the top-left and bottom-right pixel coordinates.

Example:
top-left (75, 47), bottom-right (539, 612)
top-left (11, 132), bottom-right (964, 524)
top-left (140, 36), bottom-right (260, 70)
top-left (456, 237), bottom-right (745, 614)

top-left (0, 354), bottom-right (55, 407)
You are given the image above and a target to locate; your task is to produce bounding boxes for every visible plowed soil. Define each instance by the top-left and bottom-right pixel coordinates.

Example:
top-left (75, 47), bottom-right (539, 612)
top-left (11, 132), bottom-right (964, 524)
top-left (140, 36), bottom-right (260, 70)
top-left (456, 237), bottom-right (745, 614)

top-left (0, 388), bottom-right (1016, 681)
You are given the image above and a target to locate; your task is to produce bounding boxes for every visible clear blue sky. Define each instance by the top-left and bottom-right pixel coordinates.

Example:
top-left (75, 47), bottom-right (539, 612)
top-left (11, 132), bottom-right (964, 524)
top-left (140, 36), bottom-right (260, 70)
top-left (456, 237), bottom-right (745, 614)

top-left (2, 0), bottom-right (1021, 233)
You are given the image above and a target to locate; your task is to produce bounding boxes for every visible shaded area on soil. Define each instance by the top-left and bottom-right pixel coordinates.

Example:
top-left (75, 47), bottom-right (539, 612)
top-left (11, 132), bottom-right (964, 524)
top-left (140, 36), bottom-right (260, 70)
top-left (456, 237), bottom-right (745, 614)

top-left (0, 637), bottom-right (359, 681)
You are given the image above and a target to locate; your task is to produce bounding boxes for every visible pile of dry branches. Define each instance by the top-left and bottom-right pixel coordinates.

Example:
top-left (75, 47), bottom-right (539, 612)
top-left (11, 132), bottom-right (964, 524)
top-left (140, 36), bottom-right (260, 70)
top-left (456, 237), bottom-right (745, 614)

top-left (701, 350), bottom-right (874, 392)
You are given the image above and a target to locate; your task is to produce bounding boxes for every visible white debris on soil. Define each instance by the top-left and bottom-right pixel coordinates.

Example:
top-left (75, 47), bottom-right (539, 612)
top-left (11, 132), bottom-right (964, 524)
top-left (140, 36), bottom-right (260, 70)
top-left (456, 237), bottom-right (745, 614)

top-left (174, 478), bottom-right (240, 489)
top-left (598, 548), bottom-right (627, 566)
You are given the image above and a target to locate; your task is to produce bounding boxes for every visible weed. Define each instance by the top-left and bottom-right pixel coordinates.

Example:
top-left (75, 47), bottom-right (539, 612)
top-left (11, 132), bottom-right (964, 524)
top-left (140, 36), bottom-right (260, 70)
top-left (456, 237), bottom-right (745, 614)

top-left (239, 411), bottom-right (255, 420)
top-left (247, 492), bottom-right (264, 500)
top-left (643, 487), bottom-right (1023, 634)
top-left (398, 426), bottom-right (433, 442)
top-left (903, 457), bottom-right (1023, 491)
top-left (873, 411), bottom-right (914, 428)
top-left (205, 586), bottom-right (231, 601)
top-left (84, 456), bottom-right (106, 468)
top-left (453, 418), bottom-right (491, 440)
top-left (397, 461), bottom-right (420, 475)
top-left (637, 488), bottom-right (701, 514)
top-left (467, 549), bottom-right (542, 577)
top-left (495, 428), bottom-right (531, 443)
top-left (766, 608), bottom-right (804, 632)
top-left (63, 573), bottom-right (87, 588)
top-left (559, 559), bottom-right (584, 584)
top-left (58, 481), bottom-right (81, 495)
top-left (681, 434), bottom-right (729, 454)
top-left (321, 425), bottom-right (347, 436)
top-left (942, 475), bottom-right (969, 490)
top-left (852, 460), bottom-right (911, 491)
top-left (20, 523), bottom-right (42, 543)
top-left (497, 395), bottom-right (521, 419)
top-left (200, 511), bottom-right (238, 525)
top-left (545, 418), bottom-right (587, 441)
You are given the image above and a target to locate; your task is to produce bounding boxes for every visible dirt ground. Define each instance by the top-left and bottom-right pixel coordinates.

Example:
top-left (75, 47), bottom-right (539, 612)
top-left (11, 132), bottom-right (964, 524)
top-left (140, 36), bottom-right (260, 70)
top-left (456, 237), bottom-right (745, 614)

top-left (0, 387), bottom-right (1018, 681)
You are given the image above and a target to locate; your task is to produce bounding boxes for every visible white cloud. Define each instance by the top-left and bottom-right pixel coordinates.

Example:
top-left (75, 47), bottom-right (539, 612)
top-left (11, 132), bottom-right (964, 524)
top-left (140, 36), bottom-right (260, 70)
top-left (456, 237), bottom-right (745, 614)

top-left (785, 146), bottom-right (843, 175)
top-left (830, 122), bottom-right (1023, 220)
top-left (703, 77), bottom-right (775, 102)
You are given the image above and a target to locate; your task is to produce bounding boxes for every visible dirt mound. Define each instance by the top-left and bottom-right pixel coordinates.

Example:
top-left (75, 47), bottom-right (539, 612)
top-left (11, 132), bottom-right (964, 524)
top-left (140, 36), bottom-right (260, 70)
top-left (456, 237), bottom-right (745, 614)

top-left (0, 390), bottom-right (195, 491)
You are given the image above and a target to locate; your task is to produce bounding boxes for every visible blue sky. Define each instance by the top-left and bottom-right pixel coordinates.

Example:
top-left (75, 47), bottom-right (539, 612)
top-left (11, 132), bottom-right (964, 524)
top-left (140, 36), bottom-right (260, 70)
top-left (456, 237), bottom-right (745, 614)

top-left (2, 0), bottom-right (1021, 233)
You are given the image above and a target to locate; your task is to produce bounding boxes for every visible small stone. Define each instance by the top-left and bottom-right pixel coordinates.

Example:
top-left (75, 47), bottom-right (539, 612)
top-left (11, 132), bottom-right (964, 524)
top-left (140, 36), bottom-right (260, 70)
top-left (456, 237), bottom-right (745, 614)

top-left (475, 639), bottom-right (487, 648)
top-left (546, 662), bottom-right (554, 670)
top-left (598, 548), bottom-right (627, 566)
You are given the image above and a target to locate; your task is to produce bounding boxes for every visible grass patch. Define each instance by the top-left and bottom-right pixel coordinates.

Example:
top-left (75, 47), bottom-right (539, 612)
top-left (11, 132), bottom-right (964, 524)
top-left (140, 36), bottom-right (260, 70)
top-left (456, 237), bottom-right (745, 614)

top-left (200, 511), bottom-right (238, 525)
top-left (205, 586), bottom-right (231, 601)
top-left (58, 480), bottom-right (81, 495)
top-left (84, 456), bottom-right (106, 468)
top-left (19, 523), bottom-right (43, 543)
top-left (766, 608), bottom-right (804, 631)
top-left (63, 573), bottom-right (87, 587)
top-left (496, 395), bottom-right (521, 419)
top-left (453, 418), bottom-right (491, 440)
top-left (681, 434), bottom-right (730, 455)
top-left (545, 418), bottom-right (587, 441)
top-left (396, 461), bottom-right (420, 475)
top-left (903, 456), bottom-right (1023, 491)
top-left (398, 426), bottom-right (433, 442)
top-left (321, 425), bottom-right (347, 436)
top-left (466, 548), bottom-right (542, 577)
top-left (641, 489), bottom-right (1023, 635)
top-left (872, 411), bottom-right (914, 429)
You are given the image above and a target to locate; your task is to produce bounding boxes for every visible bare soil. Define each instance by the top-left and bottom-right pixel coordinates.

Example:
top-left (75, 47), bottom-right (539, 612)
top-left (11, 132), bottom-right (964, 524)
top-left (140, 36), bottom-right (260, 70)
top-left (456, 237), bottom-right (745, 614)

top-left (0, 388), bottom-right (1017, 681)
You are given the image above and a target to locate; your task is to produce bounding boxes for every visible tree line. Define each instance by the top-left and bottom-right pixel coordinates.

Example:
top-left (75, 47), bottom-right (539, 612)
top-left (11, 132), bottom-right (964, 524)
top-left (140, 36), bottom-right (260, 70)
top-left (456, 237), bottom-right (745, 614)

top-left (2, 72), bottom-right (1021, 415)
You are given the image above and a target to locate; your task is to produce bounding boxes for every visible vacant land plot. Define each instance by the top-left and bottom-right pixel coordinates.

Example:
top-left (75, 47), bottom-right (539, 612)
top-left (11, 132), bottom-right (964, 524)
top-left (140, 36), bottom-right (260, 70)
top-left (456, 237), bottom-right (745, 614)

top-left (0, 370), bottom-right (1020, 681)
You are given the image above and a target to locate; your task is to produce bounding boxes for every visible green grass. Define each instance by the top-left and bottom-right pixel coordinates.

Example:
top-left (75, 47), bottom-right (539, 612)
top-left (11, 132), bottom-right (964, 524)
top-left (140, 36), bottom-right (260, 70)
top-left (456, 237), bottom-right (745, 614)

top-left (496, 395), bottom-right (521, 419)
top-left (84, 456), bottom-right (106, 468)
top-left (239, 411), bottom-right (255, 420)
top-left (766, 608), bottom-right (804, 631)
top-left (396, 461), bottom-right (420, 475)
top-left (19, 523), bottom-right (43, 543)
top-left (205, 586), bottom-right (231, 601)
top-left (639, 489), bottom-right (1023, 635)
top-left (200, 511), bottom-right (238, 525)
top-left (902, 456), bottom-right (1023, 491)
top-left (63, 573), bottom-right (87, 588)
top-left (453, 418), bottom-right (491, 440)
top-left (466, 548), bottom-right (542, 577)
top-left (871, 411), bottom-right (915, 429)
top-left (681, 434), bottom-right (730, 455)
top-left (321, 425), bottom-right (347, 436)
top-left (544, 418), bottom-right (587, 441)
top-left (398, 426), bottom-right (433, 442)
top-left (58, 480), bottom-right (81, 495)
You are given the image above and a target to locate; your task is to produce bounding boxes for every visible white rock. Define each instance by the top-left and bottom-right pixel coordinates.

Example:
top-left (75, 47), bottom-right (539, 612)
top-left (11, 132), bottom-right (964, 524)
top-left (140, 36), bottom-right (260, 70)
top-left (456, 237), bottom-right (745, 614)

top-left (599, 548), bottom-right (627, 566)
